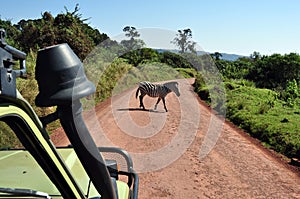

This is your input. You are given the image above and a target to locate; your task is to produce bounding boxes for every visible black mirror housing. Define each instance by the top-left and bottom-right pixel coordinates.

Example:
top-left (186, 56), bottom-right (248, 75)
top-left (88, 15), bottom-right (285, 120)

top-left (35, 43), bottom-right (95, 107)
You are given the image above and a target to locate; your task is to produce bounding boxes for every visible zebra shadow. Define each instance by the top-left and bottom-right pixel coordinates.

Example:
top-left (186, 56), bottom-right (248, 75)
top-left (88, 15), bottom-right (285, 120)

top-left (117, 108), bottom-right (165, 113)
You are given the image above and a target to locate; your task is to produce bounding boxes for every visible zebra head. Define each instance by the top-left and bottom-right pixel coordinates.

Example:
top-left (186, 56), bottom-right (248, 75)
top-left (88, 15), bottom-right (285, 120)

top-left (164, 81), bottom-right (180, 97)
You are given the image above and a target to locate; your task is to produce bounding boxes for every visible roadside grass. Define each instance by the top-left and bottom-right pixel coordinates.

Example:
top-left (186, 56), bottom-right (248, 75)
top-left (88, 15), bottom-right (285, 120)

top-left (194, 77), bottom-right (300, 159)
top-left (224, 81), bottom-right (300, 159)
top-left (175, 68), bottom-right (197, 78)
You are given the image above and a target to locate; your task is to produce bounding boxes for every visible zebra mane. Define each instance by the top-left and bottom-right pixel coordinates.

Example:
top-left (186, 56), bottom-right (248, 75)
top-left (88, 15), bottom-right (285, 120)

top-left (163, 81), bottom-right (178, 88)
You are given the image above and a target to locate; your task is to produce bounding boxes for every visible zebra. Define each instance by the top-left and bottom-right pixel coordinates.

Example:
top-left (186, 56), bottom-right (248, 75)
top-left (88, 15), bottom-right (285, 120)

top-left (135, 81), bottom-right (180, 112)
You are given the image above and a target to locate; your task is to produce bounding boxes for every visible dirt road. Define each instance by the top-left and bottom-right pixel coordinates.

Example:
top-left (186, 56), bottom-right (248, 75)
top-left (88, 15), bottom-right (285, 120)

top-left (51, 79), bottom-right (300, 199)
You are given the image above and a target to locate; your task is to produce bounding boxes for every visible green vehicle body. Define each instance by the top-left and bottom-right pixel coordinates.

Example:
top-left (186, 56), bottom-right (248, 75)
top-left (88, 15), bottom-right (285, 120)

top-left (0, 147), bottom-right (129, 199)
top-left (0, 102), bottom-right (132, 198)
top-left (0, 29), bottom-right (138, 199)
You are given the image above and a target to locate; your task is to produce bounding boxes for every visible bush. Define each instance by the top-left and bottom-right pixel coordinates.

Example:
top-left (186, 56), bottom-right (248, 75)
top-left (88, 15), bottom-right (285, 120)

top-left (280, 79), bottom-right (300, 107)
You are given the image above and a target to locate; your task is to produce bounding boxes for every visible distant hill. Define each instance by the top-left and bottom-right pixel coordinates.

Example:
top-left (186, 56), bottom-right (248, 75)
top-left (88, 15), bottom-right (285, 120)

top-left (155, 49), bottom-right (246, 61)
top-left (219, 53), bottom-right (246, 61)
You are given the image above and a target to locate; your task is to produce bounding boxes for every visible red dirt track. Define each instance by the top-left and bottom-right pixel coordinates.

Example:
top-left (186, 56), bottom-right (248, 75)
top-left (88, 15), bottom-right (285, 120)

top-left (51, 79), bottom-right (300, 199)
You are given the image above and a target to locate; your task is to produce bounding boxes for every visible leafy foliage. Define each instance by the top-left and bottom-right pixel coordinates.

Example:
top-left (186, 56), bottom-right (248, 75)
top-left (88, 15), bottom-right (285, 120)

top-left (216, 57), bottom-right (253, 80)
top-left (120, 48), bottom-right (160, 66)
top-left (4, 5), bottom-right (108, 60)
top-left (171, 28), bottom-right (196, 54)
top-left (281, 79), bottom-right (300, 107)
top-left (247, 53), bottom-right (300, 89)
top-left (0, 20), bottom-right (20, 47)
top-left (160, 51), bottom-right (193, 68)
top-left (120, 26), bottom-right (145, 51)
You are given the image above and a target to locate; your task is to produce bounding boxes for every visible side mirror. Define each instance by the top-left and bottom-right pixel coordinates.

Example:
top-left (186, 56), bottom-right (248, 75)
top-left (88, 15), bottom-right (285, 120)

top-left (35, 43), bottom-right (95, 107)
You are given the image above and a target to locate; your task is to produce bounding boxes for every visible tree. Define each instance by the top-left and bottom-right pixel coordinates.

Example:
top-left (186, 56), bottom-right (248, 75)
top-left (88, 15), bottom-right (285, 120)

top-left (250, 51), bottom-right (261, 61)
top-left (120, 48), bottom-right (159, 66)
top-left (246, 53), bottom-right (300, 89)
top-left (160, 51), bottom-right (193, 68)
top-left (12, 5), bottom-right (108, 60)
top-left (211, 52), bottom-right (222, 60)
top-left (120, 26), bottom-right (145, 51)
top-left (0, 19), bottom-right (20, 47)
top-left (171, 28), bottom-right (196, 54)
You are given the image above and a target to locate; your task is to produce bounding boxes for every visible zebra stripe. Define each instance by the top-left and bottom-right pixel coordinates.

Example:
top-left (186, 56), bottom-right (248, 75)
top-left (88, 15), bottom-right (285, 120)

top-left (137, 81), bottom-right (171, 98)
top-left (135, 81), bottom-right (180, 112)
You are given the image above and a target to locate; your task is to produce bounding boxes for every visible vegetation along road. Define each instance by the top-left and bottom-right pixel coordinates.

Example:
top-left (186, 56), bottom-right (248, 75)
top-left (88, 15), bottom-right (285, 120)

top-left (51, 78), bottom-right (300, 199)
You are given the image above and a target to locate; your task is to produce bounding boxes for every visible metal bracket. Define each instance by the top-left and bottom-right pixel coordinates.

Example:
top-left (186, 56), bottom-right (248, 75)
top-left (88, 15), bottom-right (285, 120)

top-left (0, 67), bottom-right (16, 98)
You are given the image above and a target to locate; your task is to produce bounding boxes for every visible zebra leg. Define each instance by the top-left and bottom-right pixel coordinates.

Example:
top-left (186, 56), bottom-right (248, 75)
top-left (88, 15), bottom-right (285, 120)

top-left (139, 95), bottom-right (145, 109)
top-left (155, 98), bottom-right (161, 110)
top-left (162, 97), bottom-right (168, 112)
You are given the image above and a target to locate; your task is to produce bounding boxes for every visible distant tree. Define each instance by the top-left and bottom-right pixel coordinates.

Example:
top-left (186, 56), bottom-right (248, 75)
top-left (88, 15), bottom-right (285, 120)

top-left (171, 28), bottom-right (196, 54)
top-left (250, 51), bottom-right (261, 61)
top-left (123, 26), bottom-right (139, 38)
top-left (120, 26), bottom-right (145, 51)
top-left (211, 52), bottom-right (222, 60)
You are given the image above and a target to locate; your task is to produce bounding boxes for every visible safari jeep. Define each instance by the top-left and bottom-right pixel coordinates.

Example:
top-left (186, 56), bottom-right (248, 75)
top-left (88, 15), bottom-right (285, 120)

top-left (0, 28), bottom-right (138, 199)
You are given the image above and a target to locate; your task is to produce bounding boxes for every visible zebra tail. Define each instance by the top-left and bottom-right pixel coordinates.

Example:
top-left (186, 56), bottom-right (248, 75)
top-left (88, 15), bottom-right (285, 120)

top-left (135, 87), bottom-right (140, 98)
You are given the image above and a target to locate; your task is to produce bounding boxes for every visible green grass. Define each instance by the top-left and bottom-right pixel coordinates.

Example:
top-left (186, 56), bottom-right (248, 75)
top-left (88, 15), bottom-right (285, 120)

top-left (175, 68), bottom-right (197, 78)
top-left (193, 76), bottom-right (300, 159)
top-left (0, 122), bottom-right (22, 149)
top-left (224, 82), bottom-right (300, 159)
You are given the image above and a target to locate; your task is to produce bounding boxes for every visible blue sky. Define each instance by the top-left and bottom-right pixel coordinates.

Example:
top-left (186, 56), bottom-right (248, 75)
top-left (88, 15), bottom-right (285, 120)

top-left (1, 0), bottom-right (300, 56)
